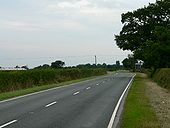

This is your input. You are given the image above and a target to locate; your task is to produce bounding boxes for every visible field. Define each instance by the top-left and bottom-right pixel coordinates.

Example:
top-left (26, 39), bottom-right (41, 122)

top-left (0, 68), bottom-right (106, 93)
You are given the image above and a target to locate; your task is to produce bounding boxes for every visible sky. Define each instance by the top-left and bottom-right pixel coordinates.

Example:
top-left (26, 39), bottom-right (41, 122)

top-left (0, 0), bottom-right (155, 68)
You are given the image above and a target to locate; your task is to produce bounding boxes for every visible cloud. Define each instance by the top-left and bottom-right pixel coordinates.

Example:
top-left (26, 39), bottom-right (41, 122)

top-left (44, 0), bottom-right (115, 17)
top-left (57, 0), bottom-right (91, 8)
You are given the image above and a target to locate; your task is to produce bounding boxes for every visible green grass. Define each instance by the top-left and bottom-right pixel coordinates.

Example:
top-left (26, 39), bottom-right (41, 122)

top-left (121, 73), bottom-right (160, 128)
top-left (0, 75), bottom-right (104, 101)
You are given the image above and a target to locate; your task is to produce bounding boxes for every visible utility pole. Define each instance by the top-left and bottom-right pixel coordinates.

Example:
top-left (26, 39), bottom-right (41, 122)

top-left (95, 55), bottom-right (97, 66)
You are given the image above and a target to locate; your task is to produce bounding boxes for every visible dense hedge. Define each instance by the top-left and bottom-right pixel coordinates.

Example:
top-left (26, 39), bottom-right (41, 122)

top-left (0, 68), bottom-right (106, 92)
top-left (152, 68), bottom-right (170, 90)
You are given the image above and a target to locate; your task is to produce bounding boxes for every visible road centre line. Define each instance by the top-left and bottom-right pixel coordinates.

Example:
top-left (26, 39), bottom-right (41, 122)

top-left (45, 101), bottom-right (57, 108)
top-left (0, 120), bottom-right (17, 128)
top-left (86, 87), bottom-right (91, 90)
top-left (73, 91), bottom-right (80, 95)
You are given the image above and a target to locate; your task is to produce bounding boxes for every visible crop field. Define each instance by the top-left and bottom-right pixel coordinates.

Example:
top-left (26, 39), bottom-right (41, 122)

top-left (0, 68), bottom-right (106, 92)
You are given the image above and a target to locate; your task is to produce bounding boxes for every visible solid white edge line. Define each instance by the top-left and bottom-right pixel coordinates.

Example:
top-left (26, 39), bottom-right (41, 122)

top-left (0, 120), bottom-right (17, 128)
top-left (45, 101), bottom-right (57, 108)
top-left (107, 74), bottom-right (136, 128)
top-left (73, 91), bottom-right (80, 95)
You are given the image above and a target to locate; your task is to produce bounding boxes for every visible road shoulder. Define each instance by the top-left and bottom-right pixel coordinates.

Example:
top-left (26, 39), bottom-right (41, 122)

top-left (145, 76), bottom-right (170, 128)
top-left (120, 73), bottom-right (160, 128)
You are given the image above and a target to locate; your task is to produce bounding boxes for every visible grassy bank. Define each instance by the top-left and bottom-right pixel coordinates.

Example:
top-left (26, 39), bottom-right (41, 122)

top-left (0, 68), bottom-right (106, 93)
top-left (121, 73), bottom-right (160, 128)
top-left (152, 68), bottom-right (170, 90)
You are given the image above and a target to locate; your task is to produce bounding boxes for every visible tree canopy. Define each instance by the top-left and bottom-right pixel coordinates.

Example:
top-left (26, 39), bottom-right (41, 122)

top-left (51, 60), bottom-right (65, 68)
top-left (115, 0), bottom-right (170, 69)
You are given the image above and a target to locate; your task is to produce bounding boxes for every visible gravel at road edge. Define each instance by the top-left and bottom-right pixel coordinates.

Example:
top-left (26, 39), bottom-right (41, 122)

top-left (145, 75), bottom-right (170, 128)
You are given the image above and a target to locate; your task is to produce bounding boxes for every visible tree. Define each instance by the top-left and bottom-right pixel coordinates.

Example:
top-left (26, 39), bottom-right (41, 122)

top-left (122, 55), bottom-right (137, 69)
top-left (21, 65), bottom-right (29, 70)
top-left (51, 60), bottom-right (65, 68)
top-left (116, 61), bottom-right (120, 68)
top-left (42, 64), bottom-right (50, 68)
top-left (115, 0), bottom-right (170, 69)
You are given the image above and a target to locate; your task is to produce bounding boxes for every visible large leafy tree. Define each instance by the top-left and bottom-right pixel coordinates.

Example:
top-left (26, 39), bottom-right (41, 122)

top-left (115, 0), bottom-right (170, 69)
top-left (51, 60), bottom-right (65, 68)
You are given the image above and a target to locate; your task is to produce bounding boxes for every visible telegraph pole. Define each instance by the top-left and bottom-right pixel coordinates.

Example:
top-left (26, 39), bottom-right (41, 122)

top-left (95, 55), bottom-right (97, 66)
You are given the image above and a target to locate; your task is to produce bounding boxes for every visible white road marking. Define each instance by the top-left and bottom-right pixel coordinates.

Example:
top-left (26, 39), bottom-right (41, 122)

top-left (107, 74), bottom-right (136, 128)
top-left (73, 91), bottom-right (80, 95)
top-left (29, 112), bottom-right (34, 114)
top-left (45, 101), bottom-right (57, 108)
top-left (86, 87), bottom-right (91, 90)
top-left (0, 120), bottom-right (17, 128)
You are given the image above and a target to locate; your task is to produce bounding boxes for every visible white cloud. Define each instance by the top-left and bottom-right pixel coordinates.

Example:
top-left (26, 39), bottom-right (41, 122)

top-left (45, 0), bottom-right (114, 17)
top-left (57, 0), bottom-right (91, 8)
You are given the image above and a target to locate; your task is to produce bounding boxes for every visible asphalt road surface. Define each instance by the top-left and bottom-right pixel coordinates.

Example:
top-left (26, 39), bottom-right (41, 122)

top-left (0, 72), bottom-right (134, 128)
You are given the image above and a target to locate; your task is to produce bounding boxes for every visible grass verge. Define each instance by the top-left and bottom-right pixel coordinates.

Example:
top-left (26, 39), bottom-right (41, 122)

top-left (0, 75), bottom-right (105, 101)
top-left (121, 73), bottom-right (160, 128)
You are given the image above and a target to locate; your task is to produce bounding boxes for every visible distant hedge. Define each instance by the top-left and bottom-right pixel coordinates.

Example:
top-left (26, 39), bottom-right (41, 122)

top-left (153, 68), bottom-right (170, 90)
top-left (0, 68), bottom-right (106, 92)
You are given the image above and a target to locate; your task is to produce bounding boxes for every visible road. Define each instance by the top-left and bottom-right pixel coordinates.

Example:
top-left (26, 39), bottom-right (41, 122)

top-left (0, 72), bottom-right (134, 128)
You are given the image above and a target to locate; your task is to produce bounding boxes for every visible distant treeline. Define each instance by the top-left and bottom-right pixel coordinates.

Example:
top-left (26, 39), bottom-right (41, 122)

top-left (74, 63), bottom-right (123, 71)
top-left (34, 60), bottom-right (123, 71)
top-left (0, 68), bottom-right (106, 92)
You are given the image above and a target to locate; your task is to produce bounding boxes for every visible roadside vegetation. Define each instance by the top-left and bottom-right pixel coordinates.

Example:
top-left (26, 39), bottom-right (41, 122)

top-left (0, 68), bottom-right (106, 93)
top-left (121, 73), bottom-right (160, 128)
top-left (0, 75), bottom-right (104, 101)
top-left (116, 0), bottom-right (170, 70)
top-left (0, 59), bottom-right (122, 100)
top-left (152, 68), bottom-right (170, 90)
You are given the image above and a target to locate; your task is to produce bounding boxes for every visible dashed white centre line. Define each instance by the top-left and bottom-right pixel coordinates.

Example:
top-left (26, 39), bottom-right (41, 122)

top-left (45, 101), bottom-right (57, 108)
top-left (86, 87), bottom-right (91, 90)
top-left (0, 120), bottom-right (17, 128)
top-left (73, 91), bottom-right (80, 95)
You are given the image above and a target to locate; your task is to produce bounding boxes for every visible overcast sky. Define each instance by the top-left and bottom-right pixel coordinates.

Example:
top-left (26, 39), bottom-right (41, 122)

top-left (0, 0), bottom-right (155, 68)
